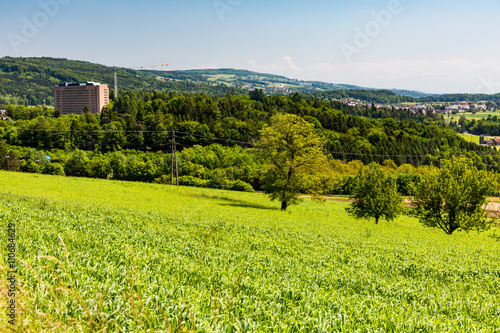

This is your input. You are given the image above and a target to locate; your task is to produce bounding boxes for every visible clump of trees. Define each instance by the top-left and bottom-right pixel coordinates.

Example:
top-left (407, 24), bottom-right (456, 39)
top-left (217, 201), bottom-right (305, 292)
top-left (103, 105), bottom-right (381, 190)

top-left (345, 156), bottom-right (496, 235)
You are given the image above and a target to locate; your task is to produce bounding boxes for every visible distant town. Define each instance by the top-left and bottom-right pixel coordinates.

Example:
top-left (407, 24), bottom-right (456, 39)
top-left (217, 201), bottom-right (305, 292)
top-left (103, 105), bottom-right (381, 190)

top-left (335, 98), bottom-right (497, 114)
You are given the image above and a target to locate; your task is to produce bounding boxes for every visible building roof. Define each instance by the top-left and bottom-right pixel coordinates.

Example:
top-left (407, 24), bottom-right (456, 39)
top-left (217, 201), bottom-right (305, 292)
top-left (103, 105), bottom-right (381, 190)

top-left (56, 82), bottom-right (102, 87)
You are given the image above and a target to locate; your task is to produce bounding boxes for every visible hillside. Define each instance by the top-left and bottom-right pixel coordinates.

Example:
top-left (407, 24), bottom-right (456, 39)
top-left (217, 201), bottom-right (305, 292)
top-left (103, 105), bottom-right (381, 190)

top-left (0, 57), bottom-right (246, 106)
top-left (309, 89), bottom-right (416, 104)
top-left (0, 57), bottom-right (434, 107)
top-left (145, 68), bottom-right (383, 95)
top-left (3, 57), bottom-right (500, 108)
top-left (1, 171), bottom-right (499, 331)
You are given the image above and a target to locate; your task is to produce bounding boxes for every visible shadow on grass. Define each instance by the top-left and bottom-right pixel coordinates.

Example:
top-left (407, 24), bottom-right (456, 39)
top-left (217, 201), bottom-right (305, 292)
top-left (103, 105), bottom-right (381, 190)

top-left (219, 202), bottom-right (279, 210)
top-left (186, 192), bottom-right (279, 210)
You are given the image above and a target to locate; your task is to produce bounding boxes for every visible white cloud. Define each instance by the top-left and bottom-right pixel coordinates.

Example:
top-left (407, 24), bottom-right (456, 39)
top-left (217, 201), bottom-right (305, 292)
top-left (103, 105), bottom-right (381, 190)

top-left (248, 56), bottom-right (301, 73)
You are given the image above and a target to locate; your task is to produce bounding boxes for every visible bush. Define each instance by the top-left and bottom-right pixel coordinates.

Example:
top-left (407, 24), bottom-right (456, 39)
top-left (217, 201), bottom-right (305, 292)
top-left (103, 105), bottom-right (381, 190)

top-left (225, 180), bottom-right (255, 193)
top-left (179, 176), bottom-right (209, 187)
top-left (41, 163), bottom-right (65, 176)
top-left (64, 150), bottom-right (90, 177)
top-left (19, 160), bottom-right (40, 173)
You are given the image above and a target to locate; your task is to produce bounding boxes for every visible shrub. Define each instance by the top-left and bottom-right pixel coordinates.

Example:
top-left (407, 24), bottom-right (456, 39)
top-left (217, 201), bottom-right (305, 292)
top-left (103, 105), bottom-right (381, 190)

top-left (179, 176), bottom-right (209, 187)
top-left (41, 163), bottom-right (65, 176)
top-left (225, 180), bottom-right (255, 193)
top-left (19, 160), bottom-right (40, 173)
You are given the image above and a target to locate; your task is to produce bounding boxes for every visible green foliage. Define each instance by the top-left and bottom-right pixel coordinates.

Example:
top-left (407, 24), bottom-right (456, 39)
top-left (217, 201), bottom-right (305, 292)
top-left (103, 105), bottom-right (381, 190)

top-left (0, 141), bottom-right (20, 171)
top-left (1, 89), bottom-right (499, 171)
top-left (41, 162), bottom-right (65, 176)
top-left (258, 114), bottom-right (327, 210)
top-left (224, 179), bottom-right (255, 193)
top-left (0, 57), bottom-right (245, 105)
top-left (178, 175), bottom-right (209, 187)
top-left (396, 173), bottom-right (422, 196)
top-left (19, 160), bottom-right (40, 173)
top-left (412, 157), bottom-right (494, 234)
top-left (64, 150), bottom-right (90, 177)
top-left (312, 89), bottom-right (415, 104)
top-left (347, 163), bottom-right (403, 224)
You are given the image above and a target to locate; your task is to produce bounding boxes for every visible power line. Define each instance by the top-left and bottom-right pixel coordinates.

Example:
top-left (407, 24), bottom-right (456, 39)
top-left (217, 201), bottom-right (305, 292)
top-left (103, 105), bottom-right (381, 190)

top-left (7, 127), bottom-right (500, 167)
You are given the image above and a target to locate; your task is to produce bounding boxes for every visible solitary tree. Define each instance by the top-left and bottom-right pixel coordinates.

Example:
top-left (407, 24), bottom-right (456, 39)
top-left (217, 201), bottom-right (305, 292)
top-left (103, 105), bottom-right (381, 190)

top-left (346, 163), bottom-right (402, 224)
top-left (412, 157), bottom-right (494, 235)
top-left (257, 113), bottom-right (327, 210)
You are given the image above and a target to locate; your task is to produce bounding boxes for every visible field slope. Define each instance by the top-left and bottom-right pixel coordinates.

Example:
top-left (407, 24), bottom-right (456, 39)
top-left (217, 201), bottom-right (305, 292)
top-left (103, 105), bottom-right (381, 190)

top-left (1, 172), bottom-right (499, 332)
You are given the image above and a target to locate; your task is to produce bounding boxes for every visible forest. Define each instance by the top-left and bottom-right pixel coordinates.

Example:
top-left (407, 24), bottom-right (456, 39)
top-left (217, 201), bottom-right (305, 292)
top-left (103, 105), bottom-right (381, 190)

top-left (2, 90), bottom-right (500, 196)
top-left (456, 115), bottom-right (500, 136)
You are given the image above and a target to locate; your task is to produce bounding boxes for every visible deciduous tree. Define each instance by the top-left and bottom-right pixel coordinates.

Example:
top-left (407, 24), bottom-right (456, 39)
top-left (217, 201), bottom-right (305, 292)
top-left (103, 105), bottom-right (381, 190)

top-left (412, 157), bottom-right (494, 234)
top-left (257, 113), bottom-right (327, 210)
top-left (346, 163), bottom-right (402, 224)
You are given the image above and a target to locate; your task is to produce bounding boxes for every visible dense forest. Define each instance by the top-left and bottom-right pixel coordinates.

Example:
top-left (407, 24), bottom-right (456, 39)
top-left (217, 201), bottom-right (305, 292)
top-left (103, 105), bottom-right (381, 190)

top-left (1, 90), bottom-right (498, 168)
top-left (2, 90), bottom-right (500, 195)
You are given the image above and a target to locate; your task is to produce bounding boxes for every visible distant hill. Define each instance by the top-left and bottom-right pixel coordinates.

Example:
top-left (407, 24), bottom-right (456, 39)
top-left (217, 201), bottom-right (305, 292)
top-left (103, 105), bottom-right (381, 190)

top-left (391, 89), bottom-right (436, 99)
top-left (3, 57), bottom-right (499, 107)
top-left (417, 93), bottom-right (500, 103)
top-left (0, 57), bottom-right (246, 106)
top-left (309, 89), bottom-right (416, 104)
top-left (145, 68), bottom-right (433, 98)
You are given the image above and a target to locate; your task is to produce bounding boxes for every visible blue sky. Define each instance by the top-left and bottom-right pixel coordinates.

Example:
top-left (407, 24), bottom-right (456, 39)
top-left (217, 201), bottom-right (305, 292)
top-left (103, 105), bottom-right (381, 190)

top-left (2, 0), bottom-right (500, 94)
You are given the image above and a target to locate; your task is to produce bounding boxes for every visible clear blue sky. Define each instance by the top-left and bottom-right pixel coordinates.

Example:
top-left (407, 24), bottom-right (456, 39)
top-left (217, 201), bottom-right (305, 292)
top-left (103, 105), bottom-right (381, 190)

top-left (2, 0), bottom-right (500, 94)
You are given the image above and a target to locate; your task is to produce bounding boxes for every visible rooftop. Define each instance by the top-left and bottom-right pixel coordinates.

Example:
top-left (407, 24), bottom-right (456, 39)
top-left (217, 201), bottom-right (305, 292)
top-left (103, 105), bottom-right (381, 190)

top-left (56, 82), bottom-right (102, 87)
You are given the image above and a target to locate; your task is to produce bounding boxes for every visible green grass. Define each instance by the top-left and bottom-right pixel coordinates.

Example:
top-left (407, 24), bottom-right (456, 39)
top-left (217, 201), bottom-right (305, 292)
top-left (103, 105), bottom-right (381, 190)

top-left (458, 133), bottom-right (486, 144)
top-left (450, 111), bottom-right (500, 122)
top-left (1, 172), bottom-right (500, 332)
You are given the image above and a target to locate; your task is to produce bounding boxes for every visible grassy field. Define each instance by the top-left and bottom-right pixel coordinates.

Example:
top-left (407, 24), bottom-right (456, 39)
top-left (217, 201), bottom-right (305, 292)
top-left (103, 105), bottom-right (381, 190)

top-left (450, 111), bottom-right (499, 122)
top-left (1, 172), bottom-right (500, 332)
top-left (457, 133), bottom-right (495, 144)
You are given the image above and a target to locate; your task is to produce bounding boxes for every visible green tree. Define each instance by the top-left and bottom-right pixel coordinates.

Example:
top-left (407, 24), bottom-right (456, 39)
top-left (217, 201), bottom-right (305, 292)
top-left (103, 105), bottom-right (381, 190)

top-left (0, 141), bottom-right (20, 171)
top-left (64, 150), bottom-right (90, 177)
top-left (412, 157), bottom-right (494, 235)
top-left (346, 163), bottom-right (402, 224)
top-left (257, 113), bottom-right (327, 210)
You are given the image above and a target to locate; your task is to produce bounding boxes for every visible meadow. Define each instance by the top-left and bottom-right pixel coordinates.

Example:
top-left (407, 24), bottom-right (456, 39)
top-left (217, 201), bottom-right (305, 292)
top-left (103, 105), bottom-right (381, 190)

top-left (457, 133), bottom-right (490, 144)
top-left (450, 111), bottom-right (499, 122)
top-left (1, 171), bottom-right (500, 332)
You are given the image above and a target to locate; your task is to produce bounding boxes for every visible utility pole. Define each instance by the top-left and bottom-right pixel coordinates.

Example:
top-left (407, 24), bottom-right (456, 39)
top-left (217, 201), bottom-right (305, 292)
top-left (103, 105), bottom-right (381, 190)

top-left (99, 66), bottom-right (118, 100)
top-left (171, 131), bottom-right (179, 186)
top-left (113, 67), bottom-right (118, 100)
top-left (171, 131), bottom-right (174, 185)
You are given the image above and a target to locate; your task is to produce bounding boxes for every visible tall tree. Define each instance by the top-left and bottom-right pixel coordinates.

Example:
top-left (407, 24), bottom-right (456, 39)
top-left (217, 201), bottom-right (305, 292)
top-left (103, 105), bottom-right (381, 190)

top-left (346, 163), bottom-right (402, 224)
top-left (412, 157), bottom-right (494, 234)
top-left (257, 113), bottom-right (327, 210)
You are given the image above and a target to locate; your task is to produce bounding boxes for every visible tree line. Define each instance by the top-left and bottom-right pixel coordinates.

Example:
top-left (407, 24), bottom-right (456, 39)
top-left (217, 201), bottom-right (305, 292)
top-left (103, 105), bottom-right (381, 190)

top-left (2, 90), bottom-right (499, 171)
